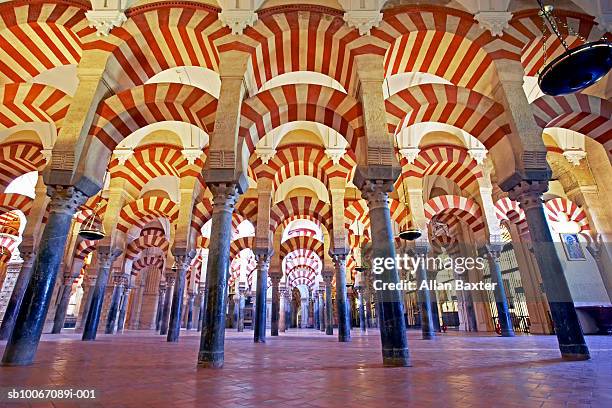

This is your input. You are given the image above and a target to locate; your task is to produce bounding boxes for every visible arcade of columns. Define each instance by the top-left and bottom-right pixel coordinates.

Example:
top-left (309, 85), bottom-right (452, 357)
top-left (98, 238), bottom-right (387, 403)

top-left (0, 0), bottom-right (610, 369)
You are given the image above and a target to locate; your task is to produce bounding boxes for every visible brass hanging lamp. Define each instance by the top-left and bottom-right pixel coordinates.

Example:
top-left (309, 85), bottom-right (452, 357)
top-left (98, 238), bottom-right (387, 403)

top-left (536, 0), bottom-right (612, 96)
top-left (78, 160), bottom-right (111, 241)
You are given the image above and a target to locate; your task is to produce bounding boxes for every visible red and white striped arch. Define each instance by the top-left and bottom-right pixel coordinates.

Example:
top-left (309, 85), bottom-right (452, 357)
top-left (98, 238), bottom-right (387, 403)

top-left (230, 236), bottom-right (254, 260)
top-left (423, 194), bottom-right (485, 233)
top-left (401, 145), bottom-right (484, 193)
top-left (84, 3), bottom-right (225, 93)
top-left (186, 253), bottom-right (203, 287)
top-left (280, 235), bottom-right (323, 260)
top-left (217, 7), bottom-right (362, 96)
top-left (0, 193), bottom-right (32, 215)
top-left (0, 83), bottom-right (71, 129)
top-left (0, 209), bottom-right (22, 236)
top-left (386, 83), bottom-right (511, 149)
top-left (109, 143), bottom-right (204, 192)
top-left (495, 197), bottom-right (529, 236)
top-left (532, 94), bottom-right (611, 156)
top-left (191, 198), bottom-right (214, 234)
top-left (196, 235), bottom-right (209, 249)
top-left (0, 142), bottom-right (47, 189)
top-left (125, 227), bottom-right (169, 260)
top-left (252, 144), bottom-right (352, 188)
top-left (0, 234), bottom-right (18, 262)
top-left (389, 198), bottom-right (412, 231)
top-left (117, 196), bottom-right (179, 234)
top-left (239, 84), bottom-right (364, 154)
top-left (284, 248), bottom-right (321, 272)
top-left (544, 197), bottom-right (590, 234)
top-left (270, 196), bottom-right (332, 235)
top-left (132, 255), bottom-right (165, 276)
top-left (234, 197), bottom-right (258, 227)
top-left (0, 0), bottom-right (89, 84)
top-left (375, 6), bottom-right (499, 97)
top-left (286, 265), bottom-right (317, 289)
top-left (90, 83), bottom-right (217, 151)
top-left (74, 238), bottom-right (96, 261)
top-left (430, 232), bottom-right (459, 256)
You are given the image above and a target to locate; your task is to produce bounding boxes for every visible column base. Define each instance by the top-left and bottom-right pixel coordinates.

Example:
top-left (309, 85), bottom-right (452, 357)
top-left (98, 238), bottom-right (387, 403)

top-left (382, 348), bottom-right (411, 367)
top-left (254, 338), bottom-right (266, 343)
top-left (560, 344), bottom-right (590, 360)
top-left (422, 332), bottom-right (436, 340)
top-left (338, 334), bottom-right (351, 342)
top-left (325, 328), bottom-right (333, 335)
top-left (500, 330), bottom-right (516, 337)
top-left (198, 351), bottom-right (224, 368)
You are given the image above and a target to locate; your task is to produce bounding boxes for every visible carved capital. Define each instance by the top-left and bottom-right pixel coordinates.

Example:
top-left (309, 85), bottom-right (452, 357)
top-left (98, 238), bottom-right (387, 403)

top-left (269, 271), bottom-right (283, 286)
top-left (256, 146), bottom-right (276, 164)
top-left (209, 182), bottom-right (241, 214)
top-left (97, 247), bottom-right (122, 269)
top-left (563, 149), bottom-right (587, 166)
top-left (19, 249), bottom-right (37, 269)
top-left (475, 11), bottom-right (512, 37)
top-left (182, 148), bottom-right (204, 165)
top-left (468, 148), bottom-right (487, 165)
top-left (173, 249), bottom-right (196, 272)
top-left (255, 250), bottom-right (272, 270)
top-left (359, 179), bottom-right (392, 211)
top-left (219, 9), bottom-right (258, 35)
top-left (484, 243), bottom-right (503, 260)
top-left (343, 10), bottom-right (383, 35)
top-left (165, 272), bottom-right (177, 286)
top-left (321, 269), bottom-right (334, 284)
top-left (507, 180), bottom-right (548, 212)
top-left (85, 9), bottom-right (127, 36)
top-left (399, 147), bottom-right (420, 164)
top-left (47, 185), bottom-right (89, 216)
top-left (113, 148), bottom-right (133, 165)
top-left (331, 253), bottom-right (347, 270)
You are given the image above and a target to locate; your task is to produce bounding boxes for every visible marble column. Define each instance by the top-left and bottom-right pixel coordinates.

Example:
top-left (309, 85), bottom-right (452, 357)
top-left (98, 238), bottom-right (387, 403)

top-left (168, 253), bottom-right (193, 342)
top-left (485, 244), bottom-right (515, 337)
top-left (2, 186), bottom-right (88, 366)
top-left (82, 247), bottom-right (121, 341)
top-left (116, 285), bottom-right (131, 333)
top-left (76, 275), bottom-right (96, 331)
top-left (322, 271), bottom-right (334, 335)
top-left (427, 268), bottom-right (442, 332)
top-left (197, 286), bottom-right (206, 332)
top-left (414, 244), bottom-right (435, 340)
top-left (332, 253), bottom-right (351, 342)
top-left (105, 275), bottom-right (125, 334)
top-left (284, 289), bottom-right (292, 331)
top-left (198, 183), bottom-right (241, 368)
top-left (226, 292), bottom-right (235, 328)
top-left (186, 290), bottom-right (195, 330)
top-left (300, 295), bottom-right (309, 328)
top-left (253, 250), bottom-right (271, 343)
top-left (359, 178), bottom-right (410, 366)
top-left (51, 274), bottom-right (75, 334)
top-left (0, 249), bottom-right (36, 341)
top-left (160, 272), bottom-right (175, 336)
top-left (318, 285), bottom-right (325, 332)
top-left (155, 283), bottom-right (166, 331)
top-left (356, 284), bottom-right (367, 333)
top-left (270, 272), bottom-right (282, 336)
top-left (365, 290), bottom-right (374, 328)
top-left (279, 285), bottom-right (286, 332)
top-left (312, 291), bottom-right (319, 330)
top-left (509, 181), bottom-right (589, 359)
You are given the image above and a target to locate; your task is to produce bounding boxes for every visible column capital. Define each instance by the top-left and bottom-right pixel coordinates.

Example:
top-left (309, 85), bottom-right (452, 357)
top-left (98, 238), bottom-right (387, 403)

top-left (172, 248), bottom-right (196, 271)
top-left (484, 243), bottom-right (503, 259)
top-left (62, 274), bottom-right (74, 285)
top-left (331, 252), bottom-right (347, 269)
top-left (46, 185), bottom-right (89, 216)
top-left (321, 269), bottom-right (334, 284)
top-left (165, 271), bottom-right (177, 286)
top-left (254, 249), bottom-right (272, 269)
top-left (358, 179), bottom-right (394, 211)
top-left (269, 271), bottom-right (282, 285)
top-left (507, 180), bottom-right (548, 212)
top-left (18, 247), bottom-right (37, 268)
top-left (97, 247), bottom-right (122, 269)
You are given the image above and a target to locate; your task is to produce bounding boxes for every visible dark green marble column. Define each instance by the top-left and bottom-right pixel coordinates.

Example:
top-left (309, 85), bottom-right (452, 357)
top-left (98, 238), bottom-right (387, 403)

top-left (253, 250), bottom-right (271, 343)
top-left (0, 249), bottom-right (37, 341)
top-left (51, 275), bottom-right (75, 334)
top-left (485, 244), bottom-right (515, 337)
top-left (2, 186), bottom-right (88, 366)
top-left (198, 183), bottom-right (241, 368)
top-left (509, 180), bottom-right (589, 360)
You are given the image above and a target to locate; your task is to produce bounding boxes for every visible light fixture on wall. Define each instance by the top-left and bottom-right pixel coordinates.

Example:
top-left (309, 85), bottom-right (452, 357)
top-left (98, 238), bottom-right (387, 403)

top-left (536, 0), bottom-right (612, 96)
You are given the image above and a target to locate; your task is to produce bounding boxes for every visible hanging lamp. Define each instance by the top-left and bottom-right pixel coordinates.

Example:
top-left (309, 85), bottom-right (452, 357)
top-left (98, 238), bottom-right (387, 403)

top-left (536, 0), bottom-right (612, 96)
top-left (78, 157), bottom-right (112, 241)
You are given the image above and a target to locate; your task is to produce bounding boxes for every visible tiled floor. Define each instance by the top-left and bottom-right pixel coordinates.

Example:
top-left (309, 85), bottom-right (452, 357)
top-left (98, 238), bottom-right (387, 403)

top-left (0, 329), bottom-right (611, 407)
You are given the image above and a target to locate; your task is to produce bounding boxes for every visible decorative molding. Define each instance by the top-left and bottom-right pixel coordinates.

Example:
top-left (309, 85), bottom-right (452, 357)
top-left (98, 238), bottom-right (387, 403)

top-left (468, 148), bottom-right (487, 165)
top-left (113, 148), bottom-right (133, 165)
top-left (218, 9), bottom-right (259, 35)
top-left (563, 149), bottom-right (587, 166)
top-left (207, 150), bottom-right (236, 168)
top-left (325, 147), bottom-right (346, 165)
top-left (343, 9), bottom-right (383, 35)
top-left (474, 11), bottom-right (513, 37)
top-left (256, 146), bottom-right (276, 164)
top-left (399, 147), bottom-right (420, 164)
top-left (85, 9), bottom-right (128, 36)
top-left (181, 148), bottom-right (203, 165)
top-left (367, 146), bottom-right (395, 166)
